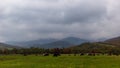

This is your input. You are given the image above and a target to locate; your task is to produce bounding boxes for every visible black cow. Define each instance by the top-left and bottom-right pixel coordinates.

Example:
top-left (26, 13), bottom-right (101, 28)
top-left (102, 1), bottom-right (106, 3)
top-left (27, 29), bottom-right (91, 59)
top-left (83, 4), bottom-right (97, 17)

top-left (53, 48), bottom-right (61, 57)
top-left (80, 53), bottom-right (84, 56)
top-left (53, 53), bottom-right (60, 57)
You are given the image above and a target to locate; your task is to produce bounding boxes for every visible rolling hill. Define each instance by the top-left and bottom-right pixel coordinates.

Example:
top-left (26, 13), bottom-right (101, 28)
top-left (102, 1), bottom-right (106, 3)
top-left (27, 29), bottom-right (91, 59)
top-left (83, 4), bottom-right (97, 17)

top-left (69, 36), bottom-right (120, 51)
top-left (104, 36), bottom-right (120, 47)
top-left (69, 42), bottom-right (116, 53)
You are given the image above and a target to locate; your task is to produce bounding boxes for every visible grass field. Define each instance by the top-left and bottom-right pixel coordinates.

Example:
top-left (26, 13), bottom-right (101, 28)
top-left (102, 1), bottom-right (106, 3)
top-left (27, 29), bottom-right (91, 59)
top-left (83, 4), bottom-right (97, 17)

top-left (0, 55), bottom-right (120, 68)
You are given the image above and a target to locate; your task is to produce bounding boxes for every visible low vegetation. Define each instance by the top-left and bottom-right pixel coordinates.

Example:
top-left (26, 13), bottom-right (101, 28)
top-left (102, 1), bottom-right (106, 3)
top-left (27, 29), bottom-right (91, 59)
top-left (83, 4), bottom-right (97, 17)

top-left (0, 55), bottom-right (120, 68)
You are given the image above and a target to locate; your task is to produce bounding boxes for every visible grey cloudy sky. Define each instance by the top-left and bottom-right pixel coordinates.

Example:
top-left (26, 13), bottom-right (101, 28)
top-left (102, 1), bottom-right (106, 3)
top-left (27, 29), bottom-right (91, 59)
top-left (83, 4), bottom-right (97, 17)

top-left (0, 0), bottom-right (120, 42)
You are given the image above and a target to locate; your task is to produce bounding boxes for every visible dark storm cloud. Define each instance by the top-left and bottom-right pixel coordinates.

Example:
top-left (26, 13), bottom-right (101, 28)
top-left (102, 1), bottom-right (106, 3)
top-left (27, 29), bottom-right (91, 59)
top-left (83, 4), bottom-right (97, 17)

top-left (2, 0), bottom-right (106, 24)
top-left (0, 0), bottom-right (120, 42)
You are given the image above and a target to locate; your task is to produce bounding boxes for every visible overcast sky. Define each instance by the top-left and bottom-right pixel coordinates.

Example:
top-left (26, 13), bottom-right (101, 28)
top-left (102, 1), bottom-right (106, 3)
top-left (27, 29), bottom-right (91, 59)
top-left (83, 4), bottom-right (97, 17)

top-left (0, 0), bottom-right (120, 42)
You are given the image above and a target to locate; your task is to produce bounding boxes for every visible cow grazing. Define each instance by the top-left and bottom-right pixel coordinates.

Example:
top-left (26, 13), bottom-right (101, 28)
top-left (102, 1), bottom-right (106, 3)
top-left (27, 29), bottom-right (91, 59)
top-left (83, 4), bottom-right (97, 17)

top-left (53, 53), bottom-right (60, 57)
top-left (80, 53), bottom-right (84, 56)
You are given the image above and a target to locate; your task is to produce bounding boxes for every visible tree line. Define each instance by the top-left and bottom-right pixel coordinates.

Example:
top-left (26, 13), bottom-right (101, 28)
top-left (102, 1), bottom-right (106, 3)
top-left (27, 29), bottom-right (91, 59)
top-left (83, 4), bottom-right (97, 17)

top-left (1, 44), bottom-right (120, 56)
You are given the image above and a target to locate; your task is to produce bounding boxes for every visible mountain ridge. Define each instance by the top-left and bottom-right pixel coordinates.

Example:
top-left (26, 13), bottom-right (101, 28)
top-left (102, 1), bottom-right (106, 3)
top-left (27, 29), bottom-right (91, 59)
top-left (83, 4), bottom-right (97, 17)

top-left (104, 36), bottom-right (120, 47)
top-left (0, 43), bottom-right (20, 49)
top-left (6, 37), bottom-right (88, 48)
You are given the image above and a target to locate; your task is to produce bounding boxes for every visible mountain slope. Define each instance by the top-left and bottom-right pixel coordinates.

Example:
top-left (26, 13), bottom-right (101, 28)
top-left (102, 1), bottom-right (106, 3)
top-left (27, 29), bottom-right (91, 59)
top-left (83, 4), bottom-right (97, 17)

top-left (7, 37), bottom-right (89, 48)
top-left (70, 42), bottom-right (116, 52)
top-left (7, 38), bottom-right (58, 47)
top-left (104, 36), bottom-right (120, 47)
top-left (34, 41), bottom-right (72, 48)
top-left (0, 43), bottom-right (19, 49)
top-left (31, 37), bottom-right (88, 48)
top-left (69, 36), bottom-right (120, 51)
top-left (62, 37), bottom-right (88, 45)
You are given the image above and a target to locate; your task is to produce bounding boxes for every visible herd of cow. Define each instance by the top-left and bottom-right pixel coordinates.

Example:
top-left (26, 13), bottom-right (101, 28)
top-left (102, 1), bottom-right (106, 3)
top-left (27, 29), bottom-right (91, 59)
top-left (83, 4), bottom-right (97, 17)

top-left (42, 52), bottom-right (120, 57)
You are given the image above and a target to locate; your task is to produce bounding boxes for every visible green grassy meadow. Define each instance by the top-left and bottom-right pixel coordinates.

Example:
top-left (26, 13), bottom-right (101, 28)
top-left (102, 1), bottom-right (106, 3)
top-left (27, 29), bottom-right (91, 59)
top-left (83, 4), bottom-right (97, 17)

top-left (0, 55), bottom-right (120, 68)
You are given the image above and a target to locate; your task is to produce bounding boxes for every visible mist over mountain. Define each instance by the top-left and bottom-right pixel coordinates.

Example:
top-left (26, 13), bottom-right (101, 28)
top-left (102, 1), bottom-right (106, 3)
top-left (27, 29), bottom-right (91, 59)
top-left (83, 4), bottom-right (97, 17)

top-left (35, 41), bottom-right (72, 49)
top-left (1, 36), bottom-right (120, 49)
top-left (0, 0), bottom-right (120, 43)
top-left (6, 37), bottom-right (89, 48)
top-left (31, 37), bottom-right (89, 48)
top-left (0, 43), bottom-right (19, 49)
top-left (0, 0), bottom-right (120, 53)
top-left (62, 37), bottom-right (88, 45)
top-left (7, 38), bottom-right (58, 47)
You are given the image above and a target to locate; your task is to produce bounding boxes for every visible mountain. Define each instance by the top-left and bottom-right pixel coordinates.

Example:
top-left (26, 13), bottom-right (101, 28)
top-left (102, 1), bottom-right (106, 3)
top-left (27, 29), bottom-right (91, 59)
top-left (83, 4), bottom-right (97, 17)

top-left (31, 37), bottom-right (88, 48)
top-left (7, 38), bottom-right (58, 47)
top-left (34, 41), bottom-right (72, 48)
top-left (104, 36), bottom-right (120, 47)
top-left (0, 43), bottom-right (19, 49)
top-left (7, 37), bottom-right (88, 48)
top-left (69, 42), bottom-right (116, 52)
top-left (62, 37), bottom-right (88, 45)
top-left (69, 36), bottom-right (120, 50)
